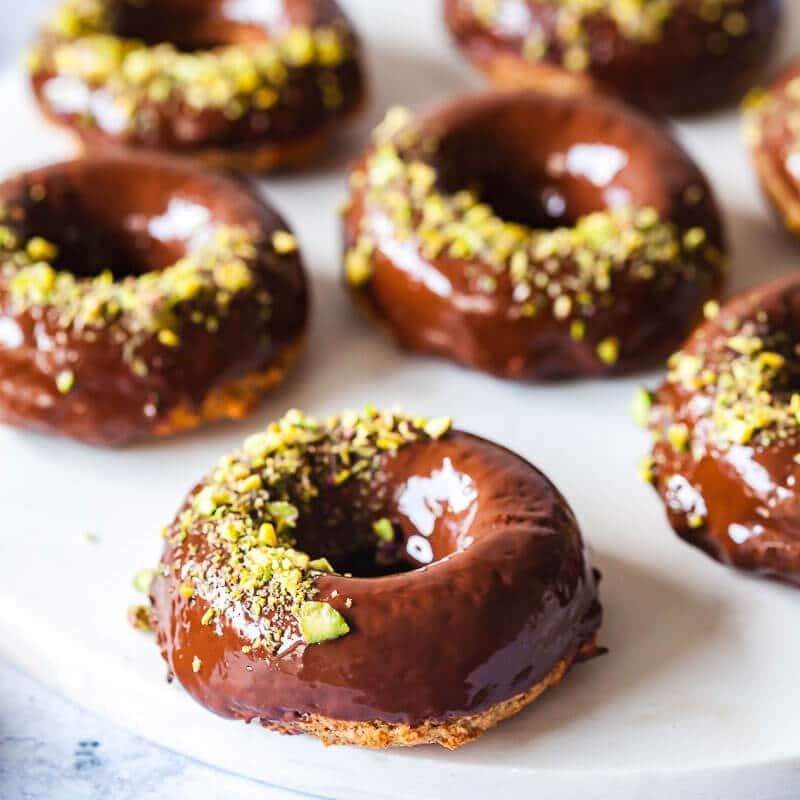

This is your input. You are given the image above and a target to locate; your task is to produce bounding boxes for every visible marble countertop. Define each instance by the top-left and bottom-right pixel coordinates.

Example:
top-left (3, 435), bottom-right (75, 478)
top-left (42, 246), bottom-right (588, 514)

top-left (0, 660), bottom-right (320, 799)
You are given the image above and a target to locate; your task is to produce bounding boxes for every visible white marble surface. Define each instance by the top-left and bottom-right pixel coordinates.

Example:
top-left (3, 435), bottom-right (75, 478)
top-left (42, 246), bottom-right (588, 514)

top-left (0, 660), bottom-right (321, 800)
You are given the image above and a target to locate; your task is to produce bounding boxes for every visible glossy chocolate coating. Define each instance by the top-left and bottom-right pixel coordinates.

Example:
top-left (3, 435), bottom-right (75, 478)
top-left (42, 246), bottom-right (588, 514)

top-left (0, 155), bottom-right (308, 445)
top-left (443, 0), bottom-right (782, 114)
top-left (150, 430), bottom-right (602, 727)
top-left (649, 275), bottom-right (800, 584)
top-left (748, 60), bottom-right (800, 238)
top-left (344, 91), bottom-right (725, 379)
top-left (31, 0), bottom-right (365, 160)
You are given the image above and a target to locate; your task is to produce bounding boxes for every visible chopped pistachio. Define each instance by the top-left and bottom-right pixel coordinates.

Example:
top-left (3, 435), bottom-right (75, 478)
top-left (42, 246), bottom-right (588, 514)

top-left (667, 423), bottom-right (690, 452)
top-left (56, 369), bottom-right (75, 394)
top-left (272, 230), bottom-right (298, 254)
top-left (597, 337), bottom-right (620, 365)
top-left (146, 409), bottom-right (447, 651)
top-left (127, 604), bottom-right (151, 632)
top-left (469, 0), bottom-right (753, 72)
top-left (372, 517), bottom-right (395, 542)
top-left (4, 224), bottom-right (268, 380)
top-left (631, 386), bottom-right (654, 428)
top-left (299, 601), bottom-right (350, 644)
top-left (30, 0), bottom-right (355, 129)
top-left (133, 567), bottom-right (156, 594)
top-left (424, 416), bottom-right (452, 439)
top-left (26, 236), bottom-right (59, 262)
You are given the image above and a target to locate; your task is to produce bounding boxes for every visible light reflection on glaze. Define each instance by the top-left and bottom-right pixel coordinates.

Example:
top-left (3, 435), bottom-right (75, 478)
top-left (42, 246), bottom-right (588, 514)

top-left (224, 0), bottom-right (283, 27)
top-left (666, 474), bottom-right (707, 518)
top-left (725, 444), bottom-right (776, 494)
top-left (398, 456), bottom-right (478, 563)
top-left (148, 198), bottom-right (214, 245)
top-left (0, 318), bottom-right (23, 349)
top-left (787, 152), bottom-right (800, 181)
top-left (603, 185), bottom-right (632, 208)
top-left (728, 522), bottom-right (764, 545)
top-left (43, 78), bottom-right (128, 134)
top-left (565, 143), bottom-right (629, 188)
top-left (374, 216), bottom-right (453, 298)
top-left (493, 0), bottom-right (532, 35)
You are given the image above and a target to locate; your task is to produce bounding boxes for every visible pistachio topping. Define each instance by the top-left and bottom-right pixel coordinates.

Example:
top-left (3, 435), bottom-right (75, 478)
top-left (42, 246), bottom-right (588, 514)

top-left (347, 109), bottom-right (722, 356)
top-left (134, 567), bottom-right (157, 594)
top-left (631, 386), bottom-right (654, 427)
top-left (156, 407), bottom-right (452, 650)
top-left (471, 0), bottom-right (751, 72)
top-left (127, 604), bottom-right (152, 631)
top-left (299, 601), bottom-right (350, 644)
top-left (29, 0), bottom-right (356, 133)
top-left (0, 202), bottom-right (275, 378)
top-left (660, 311), bottom-right (800, 451)
top-left (55, 369), bottom-right (75, 394)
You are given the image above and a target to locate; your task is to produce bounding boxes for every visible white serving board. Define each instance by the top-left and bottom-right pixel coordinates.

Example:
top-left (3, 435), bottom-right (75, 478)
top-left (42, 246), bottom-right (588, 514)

top-left (2, 2), bottom-right (800, 798)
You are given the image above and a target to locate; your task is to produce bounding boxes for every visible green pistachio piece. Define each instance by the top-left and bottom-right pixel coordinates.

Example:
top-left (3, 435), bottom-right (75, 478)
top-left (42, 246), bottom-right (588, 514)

top-left (133, 568), bottom-right (157, 594)
top-left (631, 386), bottom-right (653, 428)
top-left (372, 518), bottom-right (394, 542)
top-left (300, 601), bottom-right (350, 644)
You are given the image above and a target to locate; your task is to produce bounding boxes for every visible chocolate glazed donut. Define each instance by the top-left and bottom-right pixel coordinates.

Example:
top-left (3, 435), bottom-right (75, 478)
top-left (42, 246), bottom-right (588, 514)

top-left (28, 0), bottom-right (365, 171)
top-left (642, 275), bottom-right (800, 584)
top-left (444, 0), bottom-right (782, 114)
top-left (343, 93), bottom-right (725, 379)
top-left (148, 409), bottom-right (602, 748)
top-left (0, 155), bottom-right (308, 445)
top-left (745, 61), bottom-right (800, 239)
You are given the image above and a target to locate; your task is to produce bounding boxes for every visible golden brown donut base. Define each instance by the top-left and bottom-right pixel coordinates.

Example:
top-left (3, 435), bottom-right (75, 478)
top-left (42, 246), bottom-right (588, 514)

top-left (753, 148), bottom-right (800, 237)
top-left (260, 642), bottom-right (595, 749)
top-left (157, 336), bottom-right (305, 437)
top-left (467, 51), bottom-right (597, 100)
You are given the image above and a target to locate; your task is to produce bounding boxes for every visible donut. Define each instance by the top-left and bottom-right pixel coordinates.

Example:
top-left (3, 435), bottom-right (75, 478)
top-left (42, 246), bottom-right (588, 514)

top-left (147, 407), bottom-right (602, 748)
top-left (0, 155), bottom-right (308, 445)
top-left (745, 61), bottom-right (800, 239)
top-left (27, 0), bottom-right (365, 171)
top-left (342, 93), bottom-right (726, 379)
top-left (443, 0), bottom-right (782, 114)
top-left (640, 275), bottom-right (800, 584)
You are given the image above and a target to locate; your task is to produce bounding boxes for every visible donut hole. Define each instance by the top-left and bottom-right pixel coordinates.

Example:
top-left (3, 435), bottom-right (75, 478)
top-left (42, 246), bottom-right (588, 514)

top-left (16, 160), bottom-right (235, 279)
top-left (434, 149), bottom-right (581, 230)
top-left (289, 453), bottom-right (477, 578)
top-left (291, 519), bottom-right (419, 579)
top-left (21, 199), bottom-right (183, 279)
top-left (108, 0), bottom-right (273, 52)
top-left (427, 94), bottom-right (675, 230)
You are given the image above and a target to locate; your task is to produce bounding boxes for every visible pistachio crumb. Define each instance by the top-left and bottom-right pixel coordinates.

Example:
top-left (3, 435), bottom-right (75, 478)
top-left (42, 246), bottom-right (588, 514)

top-left (631, 386), bottom-right (654, 428)
top-left (133, 568), bottom-right (156, 594)
top-left (56, 369), bottom-right (75, 394)
top-left (299, 601), bottom-right (350, 644)
top-left (272, 230), bottom-right (298, 254)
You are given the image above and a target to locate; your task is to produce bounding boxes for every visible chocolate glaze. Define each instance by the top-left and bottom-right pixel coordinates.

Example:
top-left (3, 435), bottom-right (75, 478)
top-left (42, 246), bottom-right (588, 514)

top-left (344, 91), bottom-right (725, 379)
top-left (443, 0), bottom-right (782, 114)
top-left (0, 155), bottom-right (308, 445)
top-left (748, 60), bottom-right (800, 237)
top-left (31, 0), bottom-right (365, 160)
top-left (649, 275), bottom-right (800, 584)
top-left (150, 430), bottom-right (602, 727)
